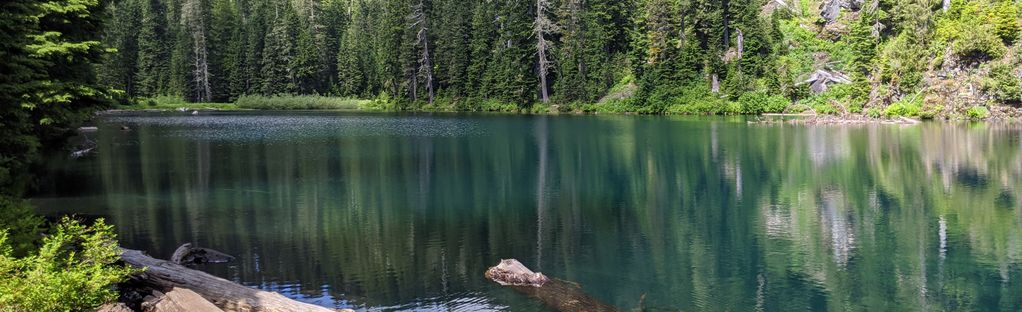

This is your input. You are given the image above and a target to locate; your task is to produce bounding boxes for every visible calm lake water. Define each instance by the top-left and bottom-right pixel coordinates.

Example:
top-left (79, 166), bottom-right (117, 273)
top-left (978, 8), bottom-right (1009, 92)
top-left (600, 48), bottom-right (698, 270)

top-left (32, 112), bottom-right (1022, 311)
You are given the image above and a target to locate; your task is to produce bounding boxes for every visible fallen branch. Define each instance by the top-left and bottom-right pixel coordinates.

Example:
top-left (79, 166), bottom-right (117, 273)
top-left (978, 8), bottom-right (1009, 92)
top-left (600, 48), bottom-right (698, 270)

top-left (120, 248), bottom-right (334, 312)
top-left (485, 259), bottom-right (618, 312)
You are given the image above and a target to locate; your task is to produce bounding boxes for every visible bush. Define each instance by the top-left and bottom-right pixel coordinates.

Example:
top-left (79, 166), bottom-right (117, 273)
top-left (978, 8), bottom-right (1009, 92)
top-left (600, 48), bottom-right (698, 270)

top-left (479, 99), bottom-right (519, 112)
top-left (864, 107), bottom-right (883, 118)
top-left (984, 63), bottom-right (1022, 104)
top-left (967, 106), bottom-right (990, 119)
top-left (738, 91), bottom-right (791, 114)
top-left (236, 95), bottom-right (370, 110)
top-left (935, 1), bottom-right (1009, 60)
top-left (0, 217), bottom-right (135, 311)
top-left (885, 95), bottom-right (923, 117)
top-left (0, 197), bottom-right (43, 257)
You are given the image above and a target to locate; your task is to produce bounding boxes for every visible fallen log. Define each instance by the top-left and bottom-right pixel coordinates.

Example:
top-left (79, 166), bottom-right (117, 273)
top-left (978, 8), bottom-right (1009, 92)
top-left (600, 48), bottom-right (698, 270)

top-left (485, 259), bottom-right (618, 312)
top-left (142, 288), bottom-right (223, 312)
top-left (120, 248), bottom-right (334, 312)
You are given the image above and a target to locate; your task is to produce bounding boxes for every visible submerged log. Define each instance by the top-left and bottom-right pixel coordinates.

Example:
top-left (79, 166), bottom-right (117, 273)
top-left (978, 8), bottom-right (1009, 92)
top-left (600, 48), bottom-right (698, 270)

top-left (120, 249), bottom-right (333, 312)
top-left (170, 243), bottom-right (235, 265)
top-left (485, 259), bottom-right (618, 312)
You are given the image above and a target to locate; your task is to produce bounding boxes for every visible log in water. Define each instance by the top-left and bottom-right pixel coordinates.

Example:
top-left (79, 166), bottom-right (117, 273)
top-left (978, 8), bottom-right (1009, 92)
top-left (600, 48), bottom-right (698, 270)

top-left (485, 259), bottom-right (619, 312)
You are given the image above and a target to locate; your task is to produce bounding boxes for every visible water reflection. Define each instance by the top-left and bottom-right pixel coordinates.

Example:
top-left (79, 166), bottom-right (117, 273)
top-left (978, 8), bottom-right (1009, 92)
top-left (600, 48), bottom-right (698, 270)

top-left (32, 113), bottom-right (1022, 311)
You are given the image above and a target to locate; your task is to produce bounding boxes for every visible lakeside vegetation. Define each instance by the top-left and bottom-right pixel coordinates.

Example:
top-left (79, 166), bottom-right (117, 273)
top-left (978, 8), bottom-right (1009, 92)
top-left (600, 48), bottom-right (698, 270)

top-left (1, 0), bottom-right (136, 310)
top-left (2, 0), bottom-right (1022, 310)
top-left (98, 0), bottom-right (1022, 119)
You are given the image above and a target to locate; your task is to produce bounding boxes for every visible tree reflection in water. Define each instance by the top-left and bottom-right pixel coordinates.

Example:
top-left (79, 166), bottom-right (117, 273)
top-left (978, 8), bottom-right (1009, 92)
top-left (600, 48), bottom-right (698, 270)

top-left (32, 114), bottom-right (1022, 311)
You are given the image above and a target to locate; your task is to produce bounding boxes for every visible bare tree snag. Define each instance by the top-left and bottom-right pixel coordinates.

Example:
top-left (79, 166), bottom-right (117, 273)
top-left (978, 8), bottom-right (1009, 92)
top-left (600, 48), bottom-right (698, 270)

top-left (485, 259), bottom-right (619, 312)
top-left (120, 249), bottom-right (334, 312)
top-left (535, 0), bottom-right (557, 103)
top-left (409, 0), bottom-right (435, 105)
top-left (182, 0), bottom-right (212, 102)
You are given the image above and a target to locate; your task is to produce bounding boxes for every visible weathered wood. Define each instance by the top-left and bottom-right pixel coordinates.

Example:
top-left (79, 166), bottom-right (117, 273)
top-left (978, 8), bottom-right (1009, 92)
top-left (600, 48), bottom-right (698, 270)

top-left (120, 249), bottom-right (333, 312)
top-left (95, 302), bottom-right (133, 312)
top-left (144, 288), bottom-right (223, 312)
top-left (485, 259), bottom-right (618, 312)
top-left (170, 243), bottom-right (235, 265)
top-left (485, 259), bottom-right (550, 287)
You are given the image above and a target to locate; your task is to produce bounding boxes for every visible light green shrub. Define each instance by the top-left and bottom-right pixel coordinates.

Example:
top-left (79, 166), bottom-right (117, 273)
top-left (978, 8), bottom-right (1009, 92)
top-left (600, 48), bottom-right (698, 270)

top-left (0, 217), bottom-right (135, 311)
top-left (967, 106), bottom-right (990, 119)
top-left (236, 95), bottom-right (369, 110)
top-left (738, 91), bottom-right (791, 114)
top-left (885, 95), bottom-right (923, 117)
top-left (984, 63), bottom-right (1022, 103)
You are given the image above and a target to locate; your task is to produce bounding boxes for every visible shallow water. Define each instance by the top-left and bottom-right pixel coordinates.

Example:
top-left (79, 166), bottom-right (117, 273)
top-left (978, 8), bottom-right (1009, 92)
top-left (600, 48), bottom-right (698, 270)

top-left (32, 111), bottom-right (1022, 311)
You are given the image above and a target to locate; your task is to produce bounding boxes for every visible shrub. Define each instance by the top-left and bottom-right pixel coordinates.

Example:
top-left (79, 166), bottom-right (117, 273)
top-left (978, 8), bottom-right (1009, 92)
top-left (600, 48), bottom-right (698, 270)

top-left (236, 95), bottom-right (370, 110)
top-left (0, 217), bottom-right (135, 311)
top-left (738, 91), bottom-right (791, 114)
top-left (935, 1), bottom-right (1009, 60)
top-left (479, 99), bottom-right (519, 112)
top-left (664, 86), bottom-right (727, 115)
top-left (864, 107), bottom-right (883, 118)
top-left (984, 63), bottom-right (1022, 104)
top-left (967, 106), bottom-right (990, 119)
top-left (801, 84), bottom-right (857, 115)
top-left (0, 197), bottom-right (43, 257)
top-left (885, 95), bottom-right (923, 117)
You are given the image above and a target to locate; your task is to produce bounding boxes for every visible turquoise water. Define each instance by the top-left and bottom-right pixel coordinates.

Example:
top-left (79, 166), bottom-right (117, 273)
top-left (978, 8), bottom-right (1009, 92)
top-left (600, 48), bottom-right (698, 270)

top-left (33, 112), bottom-right (1022, 311)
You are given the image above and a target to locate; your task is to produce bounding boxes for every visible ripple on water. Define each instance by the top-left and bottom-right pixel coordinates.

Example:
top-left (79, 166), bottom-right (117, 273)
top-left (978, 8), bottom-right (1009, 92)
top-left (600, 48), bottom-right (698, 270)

top-left (102, 114), bottom-right (488, 142)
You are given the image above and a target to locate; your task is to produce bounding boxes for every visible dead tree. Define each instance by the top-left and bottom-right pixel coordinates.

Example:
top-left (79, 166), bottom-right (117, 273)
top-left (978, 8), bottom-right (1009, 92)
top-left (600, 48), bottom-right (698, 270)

top-left (182, 0), bottom-right (212, 102)
top-left (410, 0), bottom-right (435, 105)
top-left (535, 0), bottom-right (558, 103)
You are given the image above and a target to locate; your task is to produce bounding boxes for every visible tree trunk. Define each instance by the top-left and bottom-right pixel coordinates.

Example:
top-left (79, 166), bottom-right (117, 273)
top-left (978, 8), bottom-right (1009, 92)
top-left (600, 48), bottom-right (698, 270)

top-left (120, 249), bottom-right (334, 312)
top-left (184, 0), bottom-right (212, 102)
top-left (535, 0), bottom-right (554, 103)
top-left (411, 0), bottom-right (434, 105)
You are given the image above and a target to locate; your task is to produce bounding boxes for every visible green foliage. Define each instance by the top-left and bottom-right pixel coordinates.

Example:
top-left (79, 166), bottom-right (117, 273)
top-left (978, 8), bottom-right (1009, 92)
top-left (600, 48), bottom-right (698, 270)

top-left (967, 106), bottom-right (991, 119)
top-left (738, 91), bottom-right (791, 114)
top-left (662, 86), bottom-right (728, 115)
top-left (884, 94), bottom-right (923, 117)
top-left (801, 84), bottom-right (859, 114)
top-left (0, 197), bottom-right (44, 257)
top-left (936, 1), bottom-right (1009, 60)
top-left (0, 217), bottom-right (135, 312)
top-left (864, 107), bottom-right (884, 118)
top-left (984, 63), bottom-right (1022, 103)
top-left (0, 0), bottom-right (112, 194)
top-left (236, 95), bottom-right (369, 110)
top-left (479, 99), bottom-right (521, 112)
top-left (992, 1), bottom-right (1021, 44)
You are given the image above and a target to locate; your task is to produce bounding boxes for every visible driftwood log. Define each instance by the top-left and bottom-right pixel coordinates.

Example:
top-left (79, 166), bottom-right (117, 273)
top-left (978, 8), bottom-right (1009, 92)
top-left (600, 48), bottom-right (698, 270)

top-left (485, 259), bottom-right (619, 312)
top-left (141, 288), bottom-right (223, 312)
top-left (120, 249), bottom-right (334, 312)
top-left (170, 243), bottom-right (235, 265)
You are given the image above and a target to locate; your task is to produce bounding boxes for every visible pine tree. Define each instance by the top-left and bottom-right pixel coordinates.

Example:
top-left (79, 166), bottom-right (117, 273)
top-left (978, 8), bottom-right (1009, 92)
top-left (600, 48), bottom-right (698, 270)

top-left (261, 2), bottom-right (299, 95)
top-left (99, 0), bottom-right (141, 97)
top-left (136, 0), bottom-right (171, 97)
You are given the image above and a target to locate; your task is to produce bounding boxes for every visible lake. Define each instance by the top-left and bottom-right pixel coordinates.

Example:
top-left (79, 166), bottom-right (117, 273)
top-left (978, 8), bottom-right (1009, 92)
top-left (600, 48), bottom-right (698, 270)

top-left (31, 112), bottom-right (1022, 311)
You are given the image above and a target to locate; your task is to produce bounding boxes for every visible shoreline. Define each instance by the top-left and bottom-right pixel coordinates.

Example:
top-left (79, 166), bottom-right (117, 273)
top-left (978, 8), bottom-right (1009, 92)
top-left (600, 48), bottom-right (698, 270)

top-left (97, 106), bottom-right (1022, 124)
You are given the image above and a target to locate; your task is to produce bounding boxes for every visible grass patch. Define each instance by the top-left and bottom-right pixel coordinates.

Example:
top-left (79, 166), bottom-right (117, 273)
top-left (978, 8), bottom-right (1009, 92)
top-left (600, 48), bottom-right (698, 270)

top-left (125, 95), bottom-right (238, 110)
top-left (236, 95), bottom-right (371, 110)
